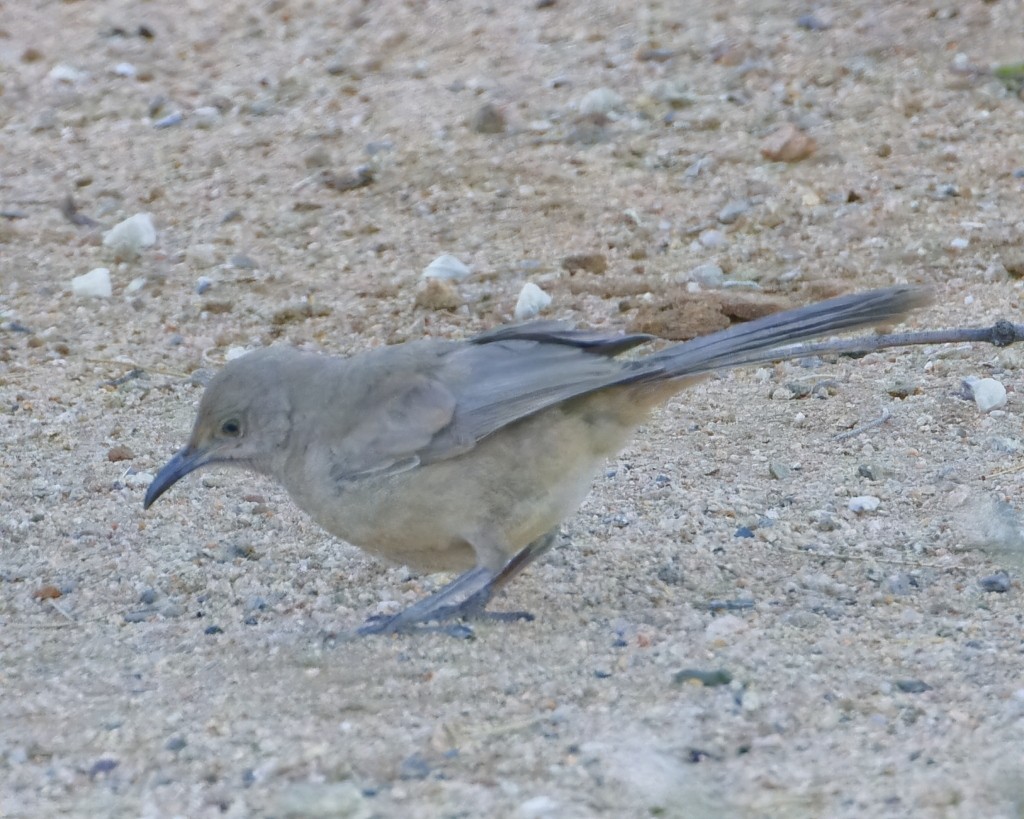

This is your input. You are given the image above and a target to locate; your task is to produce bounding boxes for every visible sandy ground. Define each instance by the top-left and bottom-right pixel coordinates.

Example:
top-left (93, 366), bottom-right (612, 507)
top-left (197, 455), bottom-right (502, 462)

top-left (2, 0), bottom-right (1024, 816)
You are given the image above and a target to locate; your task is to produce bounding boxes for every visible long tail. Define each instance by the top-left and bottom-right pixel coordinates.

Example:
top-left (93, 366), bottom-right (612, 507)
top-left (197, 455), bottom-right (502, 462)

top-left (643, 286), bottom-right (933, 379)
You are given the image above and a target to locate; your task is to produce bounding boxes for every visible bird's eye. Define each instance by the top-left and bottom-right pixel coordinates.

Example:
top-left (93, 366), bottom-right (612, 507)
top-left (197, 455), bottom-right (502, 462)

top-left (220, 419), bottom-right (242, 437)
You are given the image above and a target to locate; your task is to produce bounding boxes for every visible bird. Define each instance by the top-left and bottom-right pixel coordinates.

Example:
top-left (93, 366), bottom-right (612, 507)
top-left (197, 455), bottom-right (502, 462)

top-left (144, 286), bottom-right (930, 636)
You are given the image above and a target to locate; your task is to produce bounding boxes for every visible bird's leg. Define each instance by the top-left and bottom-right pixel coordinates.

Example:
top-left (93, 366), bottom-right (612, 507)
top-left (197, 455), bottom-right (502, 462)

top-left (357, 531), bottom-right (559, 637)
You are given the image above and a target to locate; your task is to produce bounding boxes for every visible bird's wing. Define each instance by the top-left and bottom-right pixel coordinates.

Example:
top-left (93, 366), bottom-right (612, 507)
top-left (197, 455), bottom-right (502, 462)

top-left (329, 326), bottom-right (652, 481)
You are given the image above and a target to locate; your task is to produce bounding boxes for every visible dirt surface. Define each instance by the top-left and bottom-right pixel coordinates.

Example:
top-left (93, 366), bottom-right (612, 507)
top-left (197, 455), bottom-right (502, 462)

top-left (3, 1), bottom-right (1024, 817)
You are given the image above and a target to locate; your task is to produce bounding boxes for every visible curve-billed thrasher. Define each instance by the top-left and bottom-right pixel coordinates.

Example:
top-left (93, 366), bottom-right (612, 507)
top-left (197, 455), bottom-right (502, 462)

top-left (145, 287), bottom-right (929, 635)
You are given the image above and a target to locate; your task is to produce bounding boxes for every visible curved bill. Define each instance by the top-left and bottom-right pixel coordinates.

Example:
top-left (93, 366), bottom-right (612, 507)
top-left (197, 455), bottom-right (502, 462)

top-left (143, 446), bottom-right (209, 509)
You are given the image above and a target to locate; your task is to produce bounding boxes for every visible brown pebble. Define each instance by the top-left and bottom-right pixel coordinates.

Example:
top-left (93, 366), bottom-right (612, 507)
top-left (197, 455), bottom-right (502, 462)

top-left (33, 585), bottom-right (62, 600)
top-left (21, 47), bottom-right (44, 63)
top-left (761, 123), bottom-right (817, 162)
top-left (561, 253), bottom-right (608, 275)
top-left (1001, 249), bottom-right (1024, 279)
top-left (107, 445), bottom-right (135, 462)
top-left (415, 278), bottom-right (461, 311)
top-left (202, 300), bottom-right (234, 315)
top-left (271, 303), bottom-right (332, 325)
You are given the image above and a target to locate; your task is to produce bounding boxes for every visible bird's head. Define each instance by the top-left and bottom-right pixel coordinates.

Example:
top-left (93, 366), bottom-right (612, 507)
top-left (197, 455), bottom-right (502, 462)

top-left (144, 348), bottom-right (301, 509)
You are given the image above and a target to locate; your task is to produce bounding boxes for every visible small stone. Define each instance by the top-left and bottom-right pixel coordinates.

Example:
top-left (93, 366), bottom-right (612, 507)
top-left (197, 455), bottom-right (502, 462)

top-left (48, 63), bottom-right (87, 83)
top-left (113, 62), bottom-right (137, 77)
top-left (125, 471), bottom-right (155, 489)
top-left (578, 87), bottom-right (623, 116)
top-left (415, 278), bottom-right (461, 311)
top-left (734, 526), bottom-right (755, 538)
top-left (887, 380), bottom-right (918, 399)
top-left (72, 268), bottom-right (112, 298)
top-left (964, 377), bottom-right (1007, 413)
top-left (229, 254), bottom-right (258, 270)
top-left (107, 445), bottom-right (135, 462)
top-left (399, 752), bottom-right (432, 780)
top-left (673, 668), bottom-right (732, 686)
top-left (153, 111), bottom-right (184, 129)
top-left (698, 229), bottom-right (727, 249)
top-left (139, 588), bottom-right (158, 605)
top-left (195, 276), bottom-right (214, 295)
top-left (472, 103), bottom-right (506, 134)
top-left (858, 463), bottom-right (881, 481)
top-left (422, 253), bottom-right (471, 281)
top-left (848, 495), bottom-right (881, 513)
top-left (192, 106), bottom-right (220, 128)
top-left (164, 736), bottom-right (187, 752)
top-left (32, 585), bottom-right (62, 600)
top-left (561, 253), bottom-right (607, 275)
top-left (895, 679), bottom-right (931, 694)
top-left (687, 262), bottom-right (724, 287)
top-left (948, 237), bottom-right (969, 252)
top-left (761, 123), bottom-right (817, 162)
top-left (103, 213), bottom-right (156, 259)
top-left (204, 625), bottom-right (223, 635)
top-left (717, 199), bottom-right (750, 224)
top-left (768, 461), bottom-right (791, 480)
top-left (514, 282), bottom-right (552, 321)
top-left (979, 571), bottom-right (1011, 593)
top-left (704, 614), bottom-right (747, 643)
top-left (303, 146), bottom-right (332, 168)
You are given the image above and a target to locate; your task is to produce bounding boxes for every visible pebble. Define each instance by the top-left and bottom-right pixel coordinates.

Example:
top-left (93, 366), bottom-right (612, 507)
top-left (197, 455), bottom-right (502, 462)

top-left (125, 471), bottom-right (155, 489)
top-left (561, 253), bottom-right (607, 274)
top-left (704, 613), bottom-right (747, 643)
top-left (107, 445), bottom-right (134, 462)
top-left (673, 668), bottom-right (732, 686)
top-left (963, 377), bottom-right (1007, 413)
top-left (195, 276), bottom-right (214, 295)
top-left (949, 237), bottom-right (969, 251)
top-left (103, 213), bottom-right (156, 258)
top-left (717, 199), bottom-right (751, 224)
top-left (514, 282), bottom-right (552, 321)
top-left (895, 679), bottom-right (931, 694)
top-left (848, 495), bottom-right (881, 513)
top-left (112, 62), bottom-right (137, 77)
top-left (472, 102), bottom-right (506, 134)
top-left (979, 571), bottom-right (1011, 593)
top-left (48, 63), bottom-right (87, 83)
top-left (761, 123), bottom-right (817, 162)
top-left (72, 267), bottom-right (112, 298)
top-left (139, 588), bottom-right (158, 605)
top-left (422, 253), bottom-right (471, 281)
top-left (153, 111), bottom-right (184, 129)
top-left (687, 262), bottom-right (725, 287)
top-left (578, 87), bottom-right (623, 115)
top-left (415, 278), bottom-right (461, 311)
top-left (768, 461), bottom-right (791, 480)
top-left (192, 106), bottom-right (221, 128)
top-left (698, 229), bottom-right (727, 249)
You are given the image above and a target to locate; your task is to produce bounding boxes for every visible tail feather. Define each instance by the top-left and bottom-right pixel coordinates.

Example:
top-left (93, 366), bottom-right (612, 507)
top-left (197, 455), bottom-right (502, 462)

top-left (645, 286), bottom-right (932, 379)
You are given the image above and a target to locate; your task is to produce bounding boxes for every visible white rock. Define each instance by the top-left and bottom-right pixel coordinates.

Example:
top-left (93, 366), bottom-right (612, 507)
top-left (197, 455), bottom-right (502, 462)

top-left (698, 229), bottom-right (727, 249)
top-left (113, 62), bottom-right (137, 78)
top-left (848, 495), bottom-right (881, 513)
top-left (71, 268), bottom-right (112, 298)
top-left (949, 237), bottom-right (970, 251)
top-left (225, 346), bottom-right (249, 362)
top-left (687, 262), bottom-right (725, 287)
top-left (193, 106), bottom-right (221, 128)
top-left (514, 282), bottom-right (552, 321)
top-left (103, 213), bottom-right (156, 259)
top-left (579, 87), bottom-right (623, 115)
top-left (968, 377), bottom-right (1007, 413)
top-left (422, 254), bottom-right (471, 281)
top-left (125, 472), bottom-right (154, 489)
top-left (48, 64), bottom-right (87, 83)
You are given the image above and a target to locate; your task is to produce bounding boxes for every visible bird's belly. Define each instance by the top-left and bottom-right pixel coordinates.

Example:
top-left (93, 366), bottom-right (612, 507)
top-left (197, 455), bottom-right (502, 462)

top-left (283, 399), bottom-right (640, 573)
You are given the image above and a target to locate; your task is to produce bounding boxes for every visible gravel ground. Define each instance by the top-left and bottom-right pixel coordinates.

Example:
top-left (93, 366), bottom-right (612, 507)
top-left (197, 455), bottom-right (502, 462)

top-left (2, 0), bottom-right (1024, 817)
